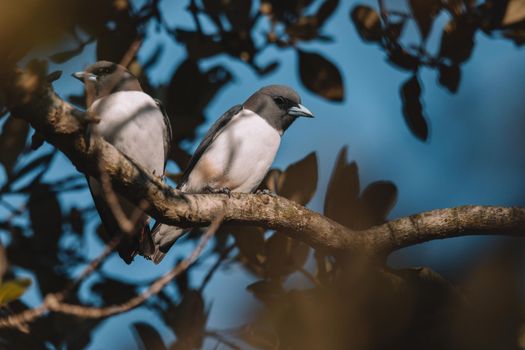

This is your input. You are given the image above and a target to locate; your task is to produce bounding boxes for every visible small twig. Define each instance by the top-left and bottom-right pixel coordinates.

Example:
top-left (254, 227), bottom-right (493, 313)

top-left (119, 38), bottom-right (143, 68)
top-left (0, 215), bottom-right (222, 329)
top-left (198, 244), bottom-right (235, 293)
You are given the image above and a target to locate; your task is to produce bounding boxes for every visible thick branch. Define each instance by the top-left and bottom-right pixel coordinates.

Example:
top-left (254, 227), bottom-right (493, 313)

top-left (3, 66), bottom-right (525, 256)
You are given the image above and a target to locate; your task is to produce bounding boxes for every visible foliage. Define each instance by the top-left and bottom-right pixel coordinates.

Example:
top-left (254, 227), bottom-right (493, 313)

top-left (0, 0), bottom-right (524, 349)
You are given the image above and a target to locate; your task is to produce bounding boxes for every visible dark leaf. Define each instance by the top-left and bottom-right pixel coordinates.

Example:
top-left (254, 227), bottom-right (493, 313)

top-left (171, 290), bottom-right (207, 340)
top-left (246, 280), bottom-right (284, 305)
top-left (0, 116), bottom-right (29, 174)
top-left (28, 184), bottom-right (62, 244)
top-left (132, 323), bottom-right (168, 350)
top-left (409, 0), bottom-right (442, 40)
top-left (438, 17), bottom-right (476, 63)
top-left (317, 0), bottom-right (340, 25)
top-left (10, 152), bottom-right (53, 184)
top-left (387, 46), bottom-right (420, 71)
top-left (286, 17), bottom-right (320, 41)
top-left (438, 63), bottom-right (461, 93)
top-left (257, 61), bottom-right (279, 75)
top-left (46, 70), bottom-right (62, 82)
top-left (350, 5), bottom-right (383, 42)
top-left (233, 325), bottom-right (279, 350)
top-left (502, 28), bottom-right (525, 45)
top-left (324, 146), bottom-right (360, 228)
top-left (69, 207), bottom-right (84, 235)
top-left (278, 152), bottom-right (318, 205)
top-left (91, 278), bottom-right (136, 305)
top-left (49, 46), bottom-right (84, 63)
top-left (231, 226), bottom-right (265, 266)
top-left (360, 181), bottom-right (397, 227)
top-left (400, 75), bottom-right (429, 141)
top-left (264, 232), bottom-right (309, 279)
top-left (298, 50), bottom-right (344, 101)
top-left (385, 20), bottom-right (406, 41)
top-left (142, 44), bottom-right (164, 71)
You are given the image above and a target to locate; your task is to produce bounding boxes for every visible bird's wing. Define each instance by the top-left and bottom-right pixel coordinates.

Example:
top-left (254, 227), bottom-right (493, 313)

top-left (178, 104), bottom-right (243, 188)
top-left (154, 98), bottom-right (173, 168)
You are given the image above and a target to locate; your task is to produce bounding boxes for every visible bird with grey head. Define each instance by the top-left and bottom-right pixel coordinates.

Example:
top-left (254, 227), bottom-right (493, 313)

top-left (73, 61), bottom-right (173, 264)
top-left (150, 84), bottom-right (314, 263)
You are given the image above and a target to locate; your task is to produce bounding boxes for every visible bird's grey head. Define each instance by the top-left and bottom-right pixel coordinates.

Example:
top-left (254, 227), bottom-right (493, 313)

top-left (243, 85), bottom-right (314, 134)
top-left (72, 61), bottom-right (142, 106)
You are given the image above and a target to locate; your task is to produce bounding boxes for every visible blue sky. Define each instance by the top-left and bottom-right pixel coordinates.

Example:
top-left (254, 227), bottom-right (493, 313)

top-left (2, 0), bottom-right (525, 348)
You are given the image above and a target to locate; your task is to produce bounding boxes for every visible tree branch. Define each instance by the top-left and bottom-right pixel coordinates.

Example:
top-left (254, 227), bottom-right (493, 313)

top-left (2, 65), bottom-right (525, 258)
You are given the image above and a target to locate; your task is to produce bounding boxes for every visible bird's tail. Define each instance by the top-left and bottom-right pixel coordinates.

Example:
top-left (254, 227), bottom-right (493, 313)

top-left (146, 223), bottom-right (186, 264)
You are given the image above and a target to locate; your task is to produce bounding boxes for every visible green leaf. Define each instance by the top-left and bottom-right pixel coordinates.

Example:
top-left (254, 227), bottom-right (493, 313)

top-left (0, 278), bottom-right (32, 305)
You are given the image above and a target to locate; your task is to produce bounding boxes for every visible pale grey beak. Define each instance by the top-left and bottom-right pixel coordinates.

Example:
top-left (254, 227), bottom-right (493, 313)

top-left (288, 104), bottom-right (314, 118)
top-left (72, 71), bottom-right (97, 82)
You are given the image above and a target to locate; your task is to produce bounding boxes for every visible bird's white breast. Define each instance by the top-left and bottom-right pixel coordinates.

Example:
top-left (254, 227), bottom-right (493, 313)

top-left (89, 91), bottom-right (166, 177)
top-left (184, 109), bottom-right (281, 193)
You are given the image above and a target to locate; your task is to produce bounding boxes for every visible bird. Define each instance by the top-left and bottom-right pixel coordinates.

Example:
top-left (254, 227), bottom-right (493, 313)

top-left (72, 60), bottom-right (172, 264)
top-left (150, 85), bottom-right (314, 263)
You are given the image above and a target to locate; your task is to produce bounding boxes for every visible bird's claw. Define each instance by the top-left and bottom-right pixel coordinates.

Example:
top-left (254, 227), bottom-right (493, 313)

top-left (204, 186), bottom-right (232, 197)
top-left (256, 188), bottom-right (277, 197)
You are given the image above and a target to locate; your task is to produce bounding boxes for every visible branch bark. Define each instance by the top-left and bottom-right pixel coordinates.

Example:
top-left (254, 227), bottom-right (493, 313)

top-left (2, 64), bottom-right (525, 257)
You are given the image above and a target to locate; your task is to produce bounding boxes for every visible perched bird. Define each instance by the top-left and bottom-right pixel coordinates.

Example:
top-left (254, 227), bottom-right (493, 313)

top-left (72, 61), bottom-right (172, 264)
top-left (151, 85), bottom-right (314, 263)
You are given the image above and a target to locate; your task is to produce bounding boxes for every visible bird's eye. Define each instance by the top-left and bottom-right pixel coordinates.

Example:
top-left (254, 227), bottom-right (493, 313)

top-left (273, 96), bottom-right (286, 109)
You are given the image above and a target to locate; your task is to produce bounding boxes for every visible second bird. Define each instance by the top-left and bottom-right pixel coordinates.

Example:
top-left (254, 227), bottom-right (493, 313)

top-left (151, 85), bottom-right (314, 263)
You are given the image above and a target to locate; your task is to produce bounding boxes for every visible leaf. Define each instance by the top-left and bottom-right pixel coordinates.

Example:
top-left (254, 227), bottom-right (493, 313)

top-left (171, 290), bottom-right (207, 340)
top-left (278, 152), bottom-right (318, 205)
top-left (0, 116), bottom-right (29, 174)
top-left (231, 226), bottom-right (265, 266)
top-left (438, 63), bottom-right (461, 93)
top-left (246, 280), bottom-right (284, 305)
top-left (69, 207), bottom-right (84, 235)
top-left (298, 50), bottom-right (344, 101)
top-left (438, 17), bottom-right (476, 64)
top-left (360, 181), bottom-right (397, 227)
top-left (350, 5), bottom-right (382, 42)
top-left (400, 75), bottom-right (429, 141)
top-left (49, 46), bottom-right (84, 63)
top-left (324, 146), bottom-right (360, 228)
top-left (385, 20), bottom-right (406, 41)
top-left (316, 0), bottom-right (340, 25)
top-left (0, 278), bottom-right (31, 305)
top-left (409, 0), bottom-right (442, 40)
top-left (0, 245), bottom-right (7, 283)
top-left (264, 232), bottom-right (309, 279)
top-left (132, 323), bottom-right (168, 350)
top-left (28, 184), bottom-right (62, 244)
top-left (502, 0), bottom-right (525, 27)
top-left (387, 46), bottom-right (420, 71)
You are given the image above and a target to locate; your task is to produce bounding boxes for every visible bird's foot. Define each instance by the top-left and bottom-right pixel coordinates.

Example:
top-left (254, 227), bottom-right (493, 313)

top-left (255, 188), bottom-right (277, 197)
top-left (204, 186), bottom-right (232, 197)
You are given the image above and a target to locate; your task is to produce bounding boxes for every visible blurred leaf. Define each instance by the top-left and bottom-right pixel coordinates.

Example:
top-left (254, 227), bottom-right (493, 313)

top-left (439, 17), bottom-right (476, 64)
top-left (360, 181), bottom-right (397, 226)
top-left (385, 20), bottom-right (406, 41)
top-left (501, 0), bottom-right (525, 27)
top-left (132, 322), bottom-right (168, 350)
top-left (317, 0), bottom-right (339, 25)
top-left (170, 290), bottom-right (207, 346)
top-left (28, 184), bottom-right (62, 244)
top-left (0, 245), bottom-right (7, 283)
top-left (231, 226), bottom-right (266, 266)
top-left (502, 28), bottom-right (525, 45)
top-left (324, 146), bottom-right (359, 227)
top-left (298, 50), bottom-right (344, 101)
top-left (400, 75), bottom-right (428, 141)
top-left (438, 63), bottom-right (461, 93)
top-left (10, 152), bottom-right (53, 183)
top-left (264, 232), bottom-right (309, 280)
top-left (0, 116), bottom-right (29, 174)
top-left (233, 325), bottom-right (279, 350)
top-left (45, 70), bottom-right (62, 82)
top-left (387, 46), bottom-right (420, 71)
top-left (69, 207), bottom-right (84, 235)
top-left (350, 5), bottom-right (382, 42)
top-left (409, 0), bottom-right (442, 40)
top-left (278, 152), bottom-right (318, 205)
top-left (91, 277), bottom-right (136, 305)
top-left (49, 46), bottom-right (84, 63)
top-left (246, 280), bottom-right (284, 305)
top-left (0, 278), bottom-right (31, 305)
